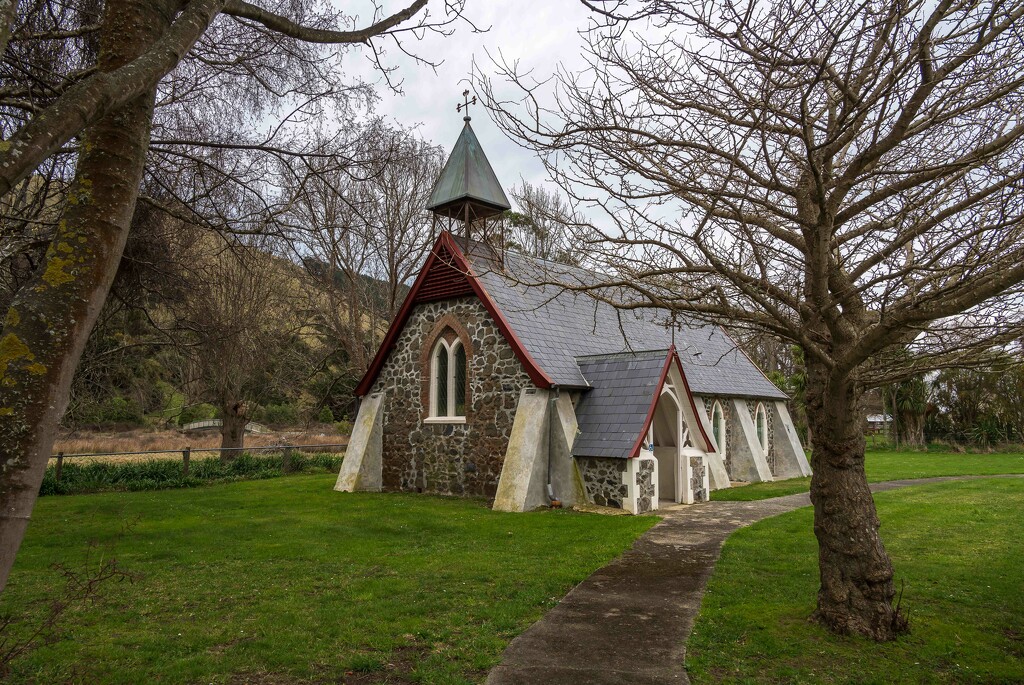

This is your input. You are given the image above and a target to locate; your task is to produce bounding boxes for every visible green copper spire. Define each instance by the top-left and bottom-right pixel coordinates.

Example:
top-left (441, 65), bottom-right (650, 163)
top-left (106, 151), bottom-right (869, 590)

top-left (426, 117), bottom-right (511, 219)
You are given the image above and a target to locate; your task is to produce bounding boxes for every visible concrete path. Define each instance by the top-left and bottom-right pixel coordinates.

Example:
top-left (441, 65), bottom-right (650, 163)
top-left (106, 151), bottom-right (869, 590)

top-left (484, 475), bottom-right (1023, 685)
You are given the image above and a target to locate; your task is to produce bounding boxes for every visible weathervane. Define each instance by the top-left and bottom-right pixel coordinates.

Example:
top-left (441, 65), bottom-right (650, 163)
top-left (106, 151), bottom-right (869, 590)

top-left (457, 89), bottom-right (476, 121)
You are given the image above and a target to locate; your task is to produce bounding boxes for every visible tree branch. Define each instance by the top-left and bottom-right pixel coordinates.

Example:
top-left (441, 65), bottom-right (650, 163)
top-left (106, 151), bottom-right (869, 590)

top-left (222, 0), bottom-right (427, 44)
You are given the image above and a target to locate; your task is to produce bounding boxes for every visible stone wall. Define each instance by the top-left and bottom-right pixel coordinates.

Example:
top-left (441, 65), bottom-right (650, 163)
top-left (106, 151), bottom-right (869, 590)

top-left (701, 396), bottom-right (733, 470)
top-left (636, 459), bottom-right (655, 514)
top-left (745, 399), bottom-right (776, 474)
top-left (689, 455), bottom-right (708, 502)
top-left (702, 395), bottom-right (783, 479)
top-left (577, 457), bottom-right (628, 508)
top-left (370, 297), bottom-right (532, 498)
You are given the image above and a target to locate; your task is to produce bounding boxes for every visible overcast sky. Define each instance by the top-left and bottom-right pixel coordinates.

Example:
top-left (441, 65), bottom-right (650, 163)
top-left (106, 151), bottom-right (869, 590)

top-left (345, 1), bottom-right (597, 205)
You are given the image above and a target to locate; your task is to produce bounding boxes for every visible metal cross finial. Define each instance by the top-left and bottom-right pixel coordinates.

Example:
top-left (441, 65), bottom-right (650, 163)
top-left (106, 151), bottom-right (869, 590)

top-left (457, 89), bottom-right (476, 121)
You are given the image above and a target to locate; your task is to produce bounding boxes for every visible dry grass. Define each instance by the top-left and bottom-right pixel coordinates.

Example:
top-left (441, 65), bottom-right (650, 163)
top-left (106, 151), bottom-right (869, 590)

top-left (52, 428), bottom-right (348, 462)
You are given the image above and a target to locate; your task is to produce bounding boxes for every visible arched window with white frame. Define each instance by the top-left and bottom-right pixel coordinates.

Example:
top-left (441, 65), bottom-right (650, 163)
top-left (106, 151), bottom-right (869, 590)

top-left (754, 402), bottom-right (768, 453)
top-left (429, 336), bottom-right (467, 421)
top-left (711, 401), bottom-right (726, 459)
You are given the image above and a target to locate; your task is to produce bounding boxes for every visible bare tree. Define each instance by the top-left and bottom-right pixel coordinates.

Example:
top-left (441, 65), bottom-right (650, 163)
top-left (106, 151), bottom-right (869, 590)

top-left (481, 0), bottom-right (1024, 640)
top-left (165, 224), bottom-right (311, 458)
top-left (0, 0), bottom-right (469, 594)
top-left (291, 123), bottom-right (442, 396)
top-left (505, 181), bottom-right (584, 265)
top-left (363, 130), bottom-right (445, 316)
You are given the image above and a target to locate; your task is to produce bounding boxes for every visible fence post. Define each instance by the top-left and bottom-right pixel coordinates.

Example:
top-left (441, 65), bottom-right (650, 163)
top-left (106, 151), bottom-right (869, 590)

top-left (55, 452), bottom-right (64, 482)
top-left (182, 447), bottom-right (191, 477)
top-left (282, 445), bottom-right (293, 474)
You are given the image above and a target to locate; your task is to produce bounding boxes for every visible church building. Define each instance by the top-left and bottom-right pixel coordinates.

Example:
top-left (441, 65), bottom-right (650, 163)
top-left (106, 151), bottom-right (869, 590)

top-left (335, 110), bottom-right (809, 514)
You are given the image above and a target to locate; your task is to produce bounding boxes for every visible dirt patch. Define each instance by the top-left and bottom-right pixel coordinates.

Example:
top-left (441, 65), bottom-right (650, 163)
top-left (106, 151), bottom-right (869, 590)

top-left (226, 672), bottom-right (315, 685)
top-left (207, 635), bottom-right (256, 655)
top-left (337, 646), bottom-right (428, 685)
top-left (1004, 628), bottom-right (1023, 657)
top-left (51, 428), bottom-right (347, 461)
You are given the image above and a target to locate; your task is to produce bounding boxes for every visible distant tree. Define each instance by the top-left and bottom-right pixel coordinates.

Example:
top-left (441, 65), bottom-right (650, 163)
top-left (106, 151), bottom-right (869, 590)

top-left (884, 375), bottom-right (929, 448)
top-left (993, 363), bottom-right (1024, 442)
top-left (291, 124), bottom-right (442, 396)
top-left (504, 182), bottom-right (583, 265)
top-left (484, 0), bottom-right (1024, 639)
top-left (931, 365), bottom-right (1009, 446)
top-left (167, 227), bottom-right (311, 459)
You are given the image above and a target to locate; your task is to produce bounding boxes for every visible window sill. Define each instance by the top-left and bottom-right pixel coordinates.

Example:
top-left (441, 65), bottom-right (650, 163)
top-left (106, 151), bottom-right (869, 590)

top-left (423, 416), bottom-right (467, 425)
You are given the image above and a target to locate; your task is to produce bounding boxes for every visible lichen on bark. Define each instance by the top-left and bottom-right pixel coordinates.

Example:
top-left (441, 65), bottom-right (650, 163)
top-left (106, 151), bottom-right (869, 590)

top-left (0, 333), bottom-right (33, 378)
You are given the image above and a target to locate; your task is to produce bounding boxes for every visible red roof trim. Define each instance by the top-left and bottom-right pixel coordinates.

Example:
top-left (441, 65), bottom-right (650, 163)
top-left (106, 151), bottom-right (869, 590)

top-left (627, 348), bottom-right (676, 459)
top-left (627, 346), bottom-right (713, 458)
top-left (354, 232), bottom-right (552, 396)
top-left (672, 350), bottom-right (714, 451)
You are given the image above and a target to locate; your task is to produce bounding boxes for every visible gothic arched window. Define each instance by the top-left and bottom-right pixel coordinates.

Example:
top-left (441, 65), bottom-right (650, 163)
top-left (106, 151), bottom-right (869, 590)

top-left (755, 402), bottom-right (768, 453)
top-left (429, 336), bottom-right (467, 420)
top-left (712, 401), bottom-right (726, 457)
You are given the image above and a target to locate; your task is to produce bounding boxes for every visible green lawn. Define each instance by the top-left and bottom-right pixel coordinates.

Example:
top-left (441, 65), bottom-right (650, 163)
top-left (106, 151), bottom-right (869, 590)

top-left (712, 449), bottom-right (1024, 501)
top-left (687, 478), bottom-right (1024, 684)
top-left (1, 475), bottom-right (655, 684)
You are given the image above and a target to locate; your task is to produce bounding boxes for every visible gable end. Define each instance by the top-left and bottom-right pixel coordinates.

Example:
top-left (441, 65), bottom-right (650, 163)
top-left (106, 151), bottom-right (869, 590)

top-left (355, 232), bottom-right (553, 396)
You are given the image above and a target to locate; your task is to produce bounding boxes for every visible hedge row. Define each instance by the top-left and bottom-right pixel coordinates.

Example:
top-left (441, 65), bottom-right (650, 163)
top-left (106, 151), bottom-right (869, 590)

top-left (40, 452), bottom-right (344, 496)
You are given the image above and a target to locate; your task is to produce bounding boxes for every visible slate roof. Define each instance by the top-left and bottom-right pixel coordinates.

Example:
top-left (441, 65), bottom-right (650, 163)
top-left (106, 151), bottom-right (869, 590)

top-left (463, 243), bottom-right (788, 400)
top-left (426, 120), bottom-right (511, 216)
top-left (572, 350), bottom-right (668, 459)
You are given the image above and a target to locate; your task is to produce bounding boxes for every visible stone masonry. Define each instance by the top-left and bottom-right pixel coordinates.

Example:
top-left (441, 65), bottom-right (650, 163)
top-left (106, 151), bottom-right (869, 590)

top-left (689, 455), bottom-right (708, 502)
top-left (371, 297), bottom-right (532, 498)
top-left (701, 396), bottom-right (733, 471)
top-left (745, 399), bottom-right (776, 475)
top-left (636, 459), bottom-right (656, 514)
top-left (702, 395), bottom-right (784, 480)
top-left (577, 457), bottom-right (629, 508)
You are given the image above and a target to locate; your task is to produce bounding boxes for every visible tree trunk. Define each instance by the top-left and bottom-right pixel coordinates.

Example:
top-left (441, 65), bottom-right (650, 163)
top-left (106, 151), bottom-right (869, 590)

top-left (896, 410), bottom-right (926, 447)
top-left (0, 0), bottom-right (171, 594)
top-left (0, 0), bottom-right (19, 59)
top-left (805, 358), bottom-right (908, 641)
top-left (220, 400), bottom-right (247, 463)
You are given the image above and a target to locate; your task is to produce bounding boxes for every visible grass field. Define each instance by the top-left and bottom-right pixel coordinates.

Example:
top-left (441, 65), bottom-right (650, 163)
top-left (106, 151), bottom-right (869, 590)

top-left (712, 449), bottom-right (1024, 501)
top-left (0, 475), bottom-right (655, 684)
top-left (687, 478), bottom-right (1024, 684)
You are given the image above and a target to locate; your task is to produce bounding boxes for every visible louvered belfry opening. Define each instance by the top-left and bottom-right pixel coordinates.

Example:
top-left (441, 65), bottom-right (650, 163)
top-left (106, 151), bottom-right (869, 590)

top-left (426, 112), bottom-right (511, 258)
top-left (415, 241), bottom-right (475, 303)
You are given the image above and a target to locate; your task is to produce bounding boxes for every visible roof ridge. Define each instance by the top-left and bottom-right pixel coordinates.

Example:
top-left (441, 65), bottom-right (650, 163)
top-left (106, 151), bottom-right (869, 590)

top-left (575, 349), bottom-right (670, 362)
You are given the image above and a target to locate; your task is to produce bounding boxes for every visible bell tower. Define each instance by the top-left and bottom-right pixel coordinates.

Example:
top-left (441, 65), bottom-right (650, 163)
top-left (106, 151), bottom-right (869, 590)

top-left (426, 90), bottom-right (511, 250)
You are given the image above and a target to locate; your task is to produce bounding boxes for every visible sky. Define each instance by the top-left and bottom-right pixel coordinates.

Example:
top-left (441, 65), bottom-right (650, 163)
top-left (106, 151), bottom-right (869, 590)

top-left (344, 1), bottom-right (598, 204)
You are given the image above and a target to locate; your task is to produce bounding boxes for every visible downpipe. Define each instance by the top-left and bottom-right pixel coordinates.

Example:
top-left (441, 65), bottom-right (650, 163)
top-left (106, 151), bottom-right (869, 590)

top-left (547, 386), bottom-right (562, 508)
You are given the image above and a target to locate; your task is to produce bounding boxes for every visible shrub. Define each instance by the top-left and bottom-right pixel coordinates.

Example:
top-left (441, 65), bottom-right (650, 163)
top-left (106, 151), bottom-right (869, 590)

top-left (256, 403), bottom-right (299, 427)
top-left (177, 403), bottom-right (217, 426)
top-left (72, 396), bottom-right (146, 428)
top-left (334, 420), bottom-right (353, 435)
top-left (316, 406), bottom-right (335, 423)
top-left (39, 452), bottom-right (344, 496)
